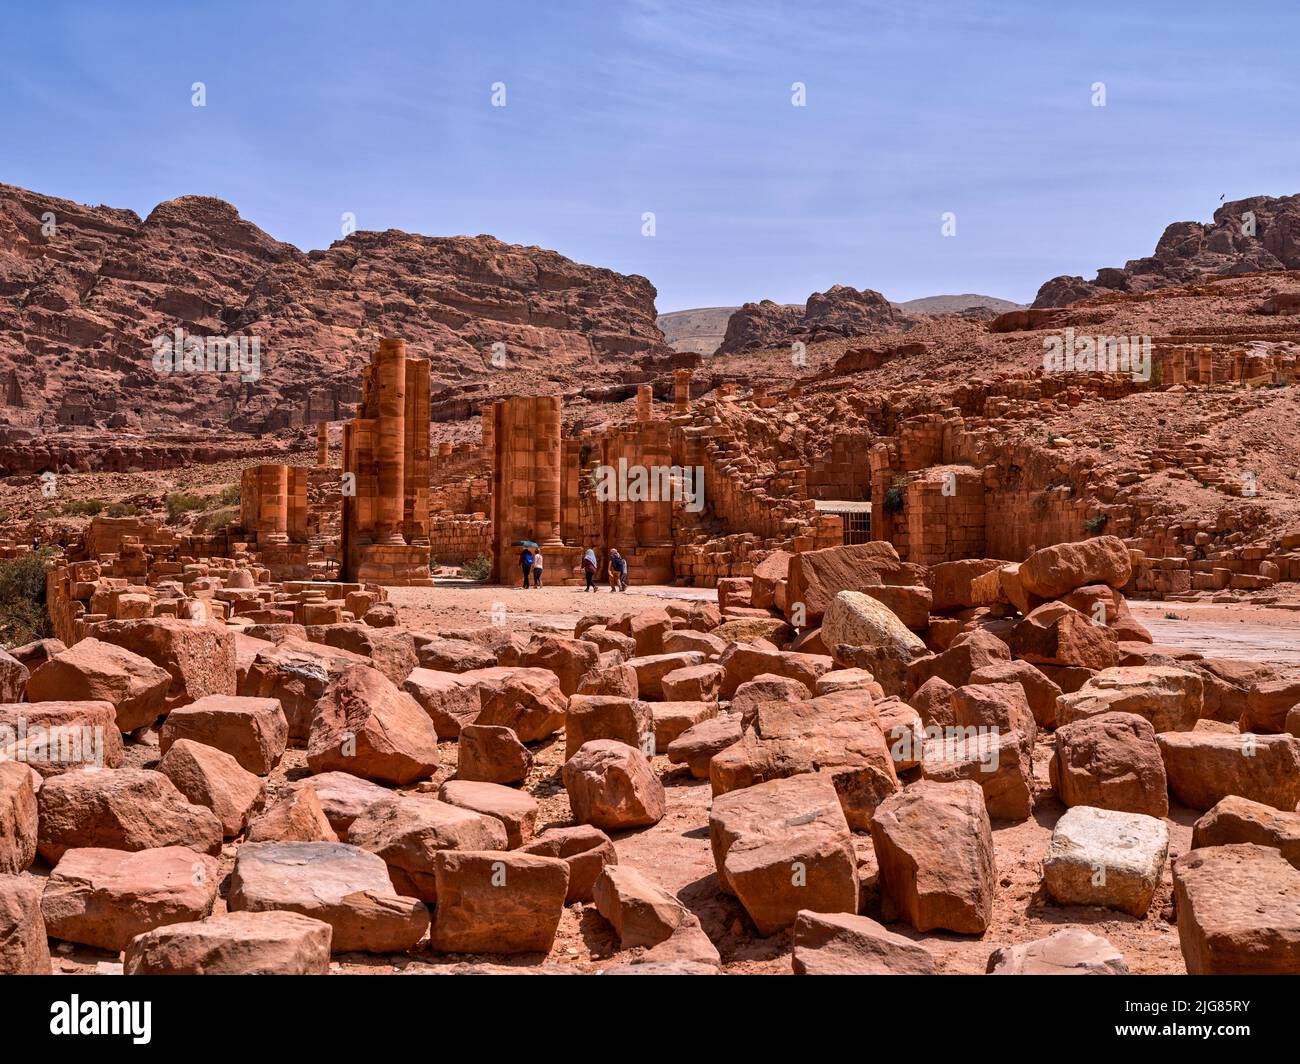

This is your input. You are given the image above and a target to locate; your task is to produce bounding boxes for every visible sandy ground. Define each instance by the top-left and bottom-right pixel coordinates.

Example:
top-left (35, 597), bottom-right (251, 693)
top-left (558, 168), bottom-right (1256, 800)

top-left (41, 586), bottom-right (1290, 975)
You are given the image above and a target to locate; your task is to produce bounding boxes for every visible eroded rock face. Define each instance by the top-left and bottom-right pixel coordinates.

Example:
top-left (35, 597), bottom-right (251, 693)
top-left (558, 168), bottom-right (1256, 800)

top-left (1033, 193), bottom-right (1300, 308)
top-left (716, 286), bottom-right (910, 356)
top-left (0, 182), bottom-right (669, 433)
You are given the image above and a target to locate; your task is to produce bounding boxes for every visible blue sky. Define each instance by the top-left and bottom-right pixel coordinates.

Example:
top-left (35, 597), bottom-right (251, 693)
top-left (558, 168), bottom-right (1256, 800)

top-left (2, 1), bottom-right (1297, 311)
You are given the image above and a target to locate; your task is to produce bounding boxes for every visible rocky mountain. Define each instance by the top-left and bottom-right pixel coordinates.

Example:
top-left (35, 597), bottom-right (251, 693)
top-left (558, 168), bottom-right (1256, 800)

top-left (0, 183), bottom-right (668, 434)
top-left (1033, 193), bottom-right (1300, 308)
top-left (715, 285), bottom-right (913, 355)
top-left (663, 293), bottom-right (1019, 356)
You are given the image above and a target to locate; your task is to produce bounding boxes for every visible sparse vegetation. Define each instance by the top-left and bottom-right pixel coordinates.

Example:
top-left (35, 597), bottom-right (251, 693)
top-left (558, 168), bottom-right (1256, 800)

top-left (0, 548), bottom-right (54, 647)
top-left (61, 498), bottom-right (108, 516)
top-left (458, 553), bottom-right (491, 581)
top-left (165, 491), bottom-right (207, 523)
top-left (1084, 514), bottom-right (1109, 534)
top-left (106, 502), bottom-right (143, 518)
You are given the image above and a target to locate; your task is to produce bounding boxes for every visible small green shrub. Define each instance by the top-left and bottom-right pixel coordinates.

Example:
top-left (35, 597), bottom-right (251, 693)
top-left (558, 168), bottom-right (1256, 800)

top-left (61, 498), bottom-right (107, 516)
top-left (106, 502), bottom-right (143, 518)
top-left (1084, 514), bottom-right (1109, 534)
top-left (458, 553), bottom-right (491, 581)
top-left (165, 492), bottom-right (207, 523)
top-left (0, 549), bottom-right (54, 647)
top-left (213, 484), bottom-right (240, 507)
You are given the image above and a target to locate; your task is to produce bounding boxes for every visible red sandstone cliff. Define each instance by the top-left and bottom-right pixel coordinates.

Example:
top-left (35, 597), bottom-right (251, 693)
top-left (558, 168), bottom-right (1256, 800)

top-left (0, 182), bottom-right (669, 434)
top-left (1033, 193), bottom-right (1300, 308)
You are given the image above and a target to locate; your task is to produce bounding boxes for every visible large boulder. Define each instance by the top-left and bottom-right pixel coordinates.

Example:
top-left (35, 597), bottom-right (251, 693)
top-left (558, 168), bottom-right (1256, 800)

top-left (1018, 536), bottom-right (1132, 598)
top-left (290, 772), bottom-right (394, 839)
top-left (710, 691), bottom-right (899, 830)
top-left (519, 825), bottom-right (617, 903)
top-left (227, 841), bottom-right (430, 953)
top-left (563, 740), bottom-right (665, 830)
top-left (1240, 678), bottom-right (1300, 734)
top-left (401, 668), bottom-right (481, 739)
top-left (969, 660), bottom-right (1062, 728)
top-left (456, 724), bottom-right (533, 785)
top-left (564, 695), bottom-right (652, 760)
top-left (438, 780), bottom-right (538, 849)
top-left (667, 715), bottom-right (744, 779)
top-left (870, 780), bottom-right (995, 934)
top-left (821, 590), bottom-right (926, 667)
top-left (0, 761), bottom-right (38, 874)
top-left (717, 645), bottom-right (833, 700)
top-left (304, 623), bottom-right (418, 685)
top-left (346, 796), bottom-right (508, 900)
top-left (124, 910), bottom-right (333, 975)
top-left (1173, 844), bottom-right (1300, 974)
top-left (502, 636), bottom-right (599, 697)
top-left (1156, 731), bottom-right (1300, 811)
top-left (306, 664), bottom-right (440, 785)
top-left (159, 694), bottom-right (288, 775)
top-left (26, 639), bottom-right (170, 733)
top-left (158, 739), bottom-right (265, 837)
top-left (786, 541), bottom-right (908, 624)
top-left (0, 700), bottom-right (124, 777)
top-left (709, 773), bottom-right (858, 936)
top-left (791, 910), bottom-right (936, 975)
top-left (1042, 805), bottom-right (1168, 917)
top-left (428, 850), bottom-right (570, 954)
top-left (37, 768), bottom-right (223, 864)
top-left (626, 652), bottom-right (705, 700)
top-left (93, 617), bottom-right (237, 711)
top-left (0, 874), bottom-right (51, 974)
top-left (239, 638), bottom-right (370, 740)
top-left (1191, 796), bottom-right (1300, 868)
top-left (0, 647), bottom-right (30, 703)
top-left (475, 668), bottom-right (568, 743)
top-left (1051, 712), bottom-right (1168, 817)
top-left (1056, 666), bottom-right (1202, 733)
top-left (41, 846), bottom-right (220, 951)
top-left (1006, 603), bottom-right (1118, 671)
top-left (986, 929), bottom-right (1129, 975)
top-left (246, 785), bottom-right (339, 844)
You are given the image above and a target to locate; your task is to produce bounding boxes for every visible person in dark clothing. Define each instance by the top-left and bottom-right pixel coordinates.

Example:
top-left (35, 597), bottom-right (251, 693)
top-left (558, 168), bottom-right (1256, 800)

top-left (608, 548), bottom-right (628, 592)
top-left (519, 546), bottom-right (534, 588)
top-left (582, 548), bottom-right (598, 592)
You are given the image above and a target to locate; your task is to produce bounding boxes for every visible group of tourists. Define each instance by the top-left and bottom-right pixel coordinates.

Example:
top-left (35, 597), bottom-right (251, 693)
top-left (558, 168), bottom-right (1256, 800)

top-left (517, 545), bottom-right (628, 591)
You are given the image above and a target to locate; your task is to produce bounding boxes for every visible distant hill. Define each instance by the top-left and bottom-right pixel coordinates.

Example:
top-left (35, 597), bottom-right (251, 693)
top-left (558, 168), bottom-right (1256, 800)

top-left (658, 293), bottom-right (1022, 354)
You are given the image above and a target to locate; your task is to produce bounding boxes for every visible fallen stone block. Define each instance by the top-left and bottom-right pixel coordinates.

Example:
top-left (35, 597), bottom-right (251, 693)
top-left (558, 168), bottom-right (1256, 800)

top-left (986, 928), bottom-right (1129, 974)
top-left (159, 738), bottom-right (265, 837)
top-left (870, 779), bottom-right (994, 934)
top-left (429, 850), bottom-right (569, 954)
top-left (228, 841), bottom-right (429, 953)
top-left (0, 874), bottom-right (51, 974)
top-left (1156, 731), bottom-right (1300, 811)
top-left (456, 724), bottom-right (532, 784)
top-left (160, 694), bottom-right (288, 775)
top-left (0, 761), bottom-right (38, 874)
top-left (124, 910), bottom-right (334, 975)
top-left (27, 638), bottom-right (170, 733)
top-left (564, 740), bottom-right (665, 830)
top-left (520, 825), bottom-right (617, 903)
top-left (1051, 712), bottom-right (1168, 817)
top-left (41, 846), bottom-right (220, 951)
top-left (1192, 796), bottom-right (1300, 868)
top-left (1042, 805), bottom-right (1168, 917)
top-left (791, 910), bottom-right (936, 975)
top-left (709, 773), bottom-right (858, 936)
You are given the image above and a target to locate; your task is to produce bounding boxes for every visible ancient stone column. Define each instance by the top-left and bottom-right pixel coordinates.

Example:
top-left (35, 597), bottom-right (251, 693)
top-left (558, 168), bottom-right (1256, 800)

top-left (375, 338), bottom-right (407, 545)
top-left (1197, 347), bottom-right (1214, 385)
top-left (402, 354), bottom-right (430, 546)
top-left (263, 464), bottom-right (290, 544)
top-left (636, 384), bottom-right (653, 422)
top-left (316, 421), bottom-right (329, 466)
top-left (673, 368), bottom-right (692, 413)
top-left (535, 396), bottom-right (564, 546)
top-left (481, 406), bottom-right (495, 463)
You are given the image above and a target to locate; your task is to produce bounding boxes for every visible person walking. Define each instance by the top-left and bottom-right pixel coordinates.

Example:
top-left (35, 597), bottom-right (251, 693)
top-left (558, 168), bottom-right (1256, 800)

top-left (582, 547), bottom-right (598, 592)
top-left (532, 547), bottom-right (544, 588)
top-left (519, 545), bottom-right (534, 589)
top-left (608, 548), bottom-right (627, 592)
